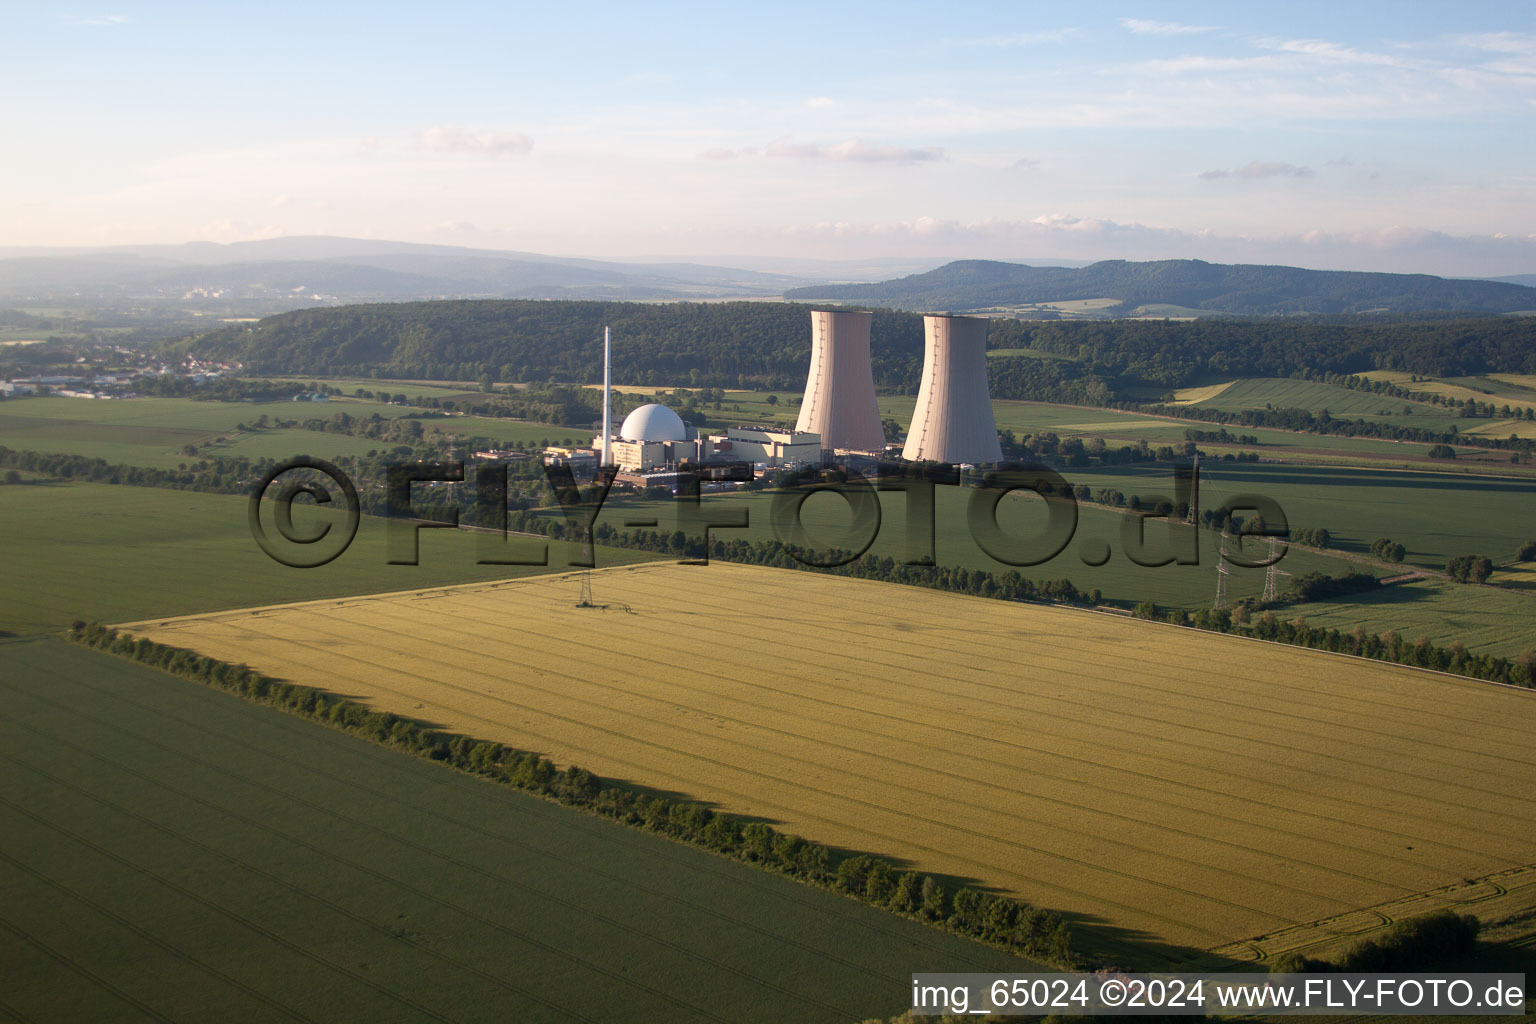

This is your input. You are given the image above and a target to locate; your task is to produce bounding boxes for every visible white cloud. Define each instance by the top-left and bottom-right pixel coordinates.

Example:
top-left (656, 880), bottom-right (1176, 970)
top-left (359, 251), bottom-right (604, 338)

top-left (418, 125), bottom-right (533, 157)
top-left (805, 96), bottom-right (836, 108)
top-left (1200, 161), bottom-right (1315, 180)
top-left (708, 139), bottom-right (943, 163)
top-left (1120, 18), bottom-right (1218, 35)
top-left (63, 13), bottom-right (126, 25)
top-left (821, 139), bottom-right (943, 163)
top-left (1264, 37), bottom-right (1418, 69)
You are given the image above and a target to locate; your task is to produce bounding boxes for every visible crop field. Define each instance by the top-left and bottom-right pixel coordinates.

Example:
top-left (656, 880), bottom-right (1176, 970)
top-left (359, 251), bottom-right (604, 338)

top-left (1279, 578), bottom-right (1536, 659)
top-left (0, 395), bottom-right (408, 467)
top-left (1494, 561), bottom-right (1536, 594)
top-left (1488, 373), bottom-right (1536, 393)
top-left (1361, 371), bottom-right (1536, 414)
top-left (0, 392), bottom-right (602, 463)
top-left (1462, 417), bottom-right (1536, 439)
top-left (1170, 381), bottom-right (1237, 405)
top-left (127, 562), bottom-right (1536, 963)
top-left (592, 483), bottom-right (1360, 612)
top-left (0, 639), bottom-right (1021, 1023)
top-left (1065, 463), bottom-right (1536, 568)
top-left (0, 482), bottom-right (660, 637)
top-left (1183, 377), bottom-right (1458, 425)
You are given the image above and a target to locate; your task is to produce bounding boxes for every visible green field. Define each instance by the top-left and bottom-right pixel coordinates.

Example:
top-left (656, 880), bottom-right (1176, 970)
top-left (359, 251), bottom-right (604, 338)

top-left (0, 483), bottom-right (661, 637)
top-left (0, 395), bottom-right (414, 469)
top-left (1064, 463), bottom-right (1536, 569)
top-left (590, 484), bottom-right (1360, 612)
top-left (1184, 377), bottom-right (1460, 427)
top-left (1288, 578), bottom-right (1536, 658)
top-left (0, 393), bottom-right (594, 465)
top-left (0, 639), bottom-right (1023, 1022)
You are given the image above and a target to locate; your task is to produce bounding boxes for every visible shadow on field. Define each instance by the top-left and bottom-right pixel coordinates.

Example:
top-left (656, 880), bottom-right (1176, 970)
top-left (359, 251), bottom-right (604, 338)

top-left (1048, 907), bottom-right (1252, 972)
top-left (1293, 580), bottom-right (1439, 607)
top-left (243, 677), bottom-right (1268, 973)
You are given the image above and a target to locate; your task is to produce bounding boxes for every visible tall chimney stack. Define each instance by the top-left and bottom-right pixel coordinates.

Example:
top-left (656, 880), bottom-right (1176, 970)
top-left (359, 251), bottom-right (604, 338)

top-left (601, 326), bottom-right (612, 467)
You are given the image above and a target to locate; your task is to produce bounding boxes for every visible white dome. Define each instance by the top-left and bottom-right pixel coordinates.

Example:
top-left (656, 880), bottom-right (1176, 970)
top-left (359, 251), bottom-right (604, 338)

top-left (619, 403), bottom-right (688, 442)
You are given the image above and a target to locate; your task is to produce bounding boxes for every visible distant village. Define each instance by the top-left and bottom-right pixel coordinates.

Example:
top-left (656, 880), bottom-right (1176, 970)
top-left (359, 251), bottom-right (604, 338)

top-left (1, 355), bottom-right (240, 400)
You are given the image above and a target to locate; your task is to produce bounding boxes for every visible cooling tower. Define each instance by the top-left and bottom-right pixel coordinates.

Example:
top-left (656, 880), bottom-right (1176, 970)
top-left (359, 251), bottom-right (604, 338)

top-left (795, 309), bottom-right (886, 452)
top-left (901, 314), bottom-right (1003, 464)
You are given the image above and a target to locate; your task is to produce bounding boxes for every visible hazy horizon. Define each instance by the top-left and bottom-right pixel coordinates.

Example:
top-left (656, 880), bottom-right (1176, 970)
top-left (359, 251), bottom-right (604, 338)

top-left (3, 1), bottom-right (1533, 276)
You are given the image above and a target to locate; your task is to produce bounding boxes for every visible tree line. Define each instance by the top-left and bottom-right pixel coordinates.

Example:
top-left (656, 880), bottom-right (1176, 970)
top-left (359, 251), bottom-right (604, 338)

top-left (1133, 596), bottom-right (1534, 686)
top-left (1270, 911), bottom-right (1480, 973)
top-left (177, 300), bottom-right (1536, 393)
top-left (67, 622), bottom-right (1077, 967)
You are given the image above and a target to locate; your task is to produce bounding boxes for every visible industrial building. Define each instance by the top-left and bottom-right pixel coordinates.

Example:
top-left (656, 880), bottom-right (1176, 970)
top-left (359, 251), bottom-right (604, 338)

top-left (703, 425), bottom-right (821, 467)
top-left (902, 314), bottom-right (1003, 465)
top-left (795, 310), bottom-right (886, 454)
top-left (593, 401), bottom-right (822, 478)
top-left (601, 403), bottom-right (697, 472)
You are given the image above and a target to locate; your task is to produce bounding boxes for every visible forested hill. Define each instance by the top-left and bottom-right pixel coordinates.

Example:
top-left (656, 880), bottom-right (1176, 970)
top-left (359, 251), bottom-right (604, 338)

top-left (182, 301), bottom-right (926, 389)
top-left (783, 259), bottom-right (1536, 315)
top-left (182, 299), bottom-right (1536, 397)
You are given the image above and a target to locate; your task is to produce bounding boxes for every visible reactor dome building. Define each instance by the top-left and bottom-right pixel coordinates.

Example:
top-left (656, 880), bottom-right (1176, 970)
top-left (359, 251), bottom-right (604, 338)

top-left (901, 314), bottom-right (1003, 464)
top-left (619, 403), bottom-right (690, 442)
top-left (795, 309), bottom-right (887, 453)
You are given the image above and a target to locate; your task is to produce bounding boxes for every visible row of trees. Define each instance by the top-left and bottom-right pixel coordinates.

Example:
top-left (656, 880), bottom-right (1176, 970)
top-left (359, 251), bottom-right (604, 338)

top-left (1133, 599), bottom-right (1534, 686)
top-left (67, 622), bottom-right (1078, 966)
top-left (1143, 400), bottom-right (1527, 453)
top-left (1271, 911), bottom-right (1480, 973)
top-left (1446, 555), bottom-right (1494, 584)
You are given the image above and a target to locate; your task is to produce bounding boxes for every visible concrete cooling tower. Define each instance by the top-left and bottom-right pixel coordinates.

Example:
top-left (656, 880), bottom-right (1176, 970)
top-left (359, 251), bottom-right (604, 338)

top-left (795, 309), bottom-right (886, 452)
top-left (901, 314), bottom-right (1003, 464)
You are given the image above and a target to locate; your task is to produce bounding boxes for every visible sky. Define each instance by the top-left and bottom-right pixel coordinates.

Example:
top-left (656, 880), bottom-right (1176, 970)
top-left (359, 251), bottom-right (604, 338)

top-left (3, 0), bottom-right (1535, 275)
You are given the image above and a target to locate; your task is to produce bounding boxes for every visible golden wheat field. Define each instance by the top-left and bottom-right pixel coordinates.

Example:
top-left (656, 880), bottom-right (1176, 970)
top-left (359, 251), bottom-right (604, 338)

top-left (125, 562), bottom-right (1536, 958)
top-left (1170, 381), bottom-right (1239, 405)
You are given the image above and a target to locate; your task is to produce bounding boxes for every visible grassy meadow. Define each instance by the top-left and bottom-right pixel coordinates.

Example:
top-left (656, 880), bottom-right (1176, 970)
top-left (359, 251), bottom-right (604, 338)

top-left (1063, 463), bottom-right (1536, 569)
top-left (1181, 377), bottom-right (1460, 426)
top-left (589, 483), bottom-right (1361, 612)
top-left (0, 638), bottom-right (1022, 1023)
top-left (0, 482), bottom-right (660, 637)
top-left (127, 562), bottom-right (1536, 965)
top-left (1286, 578), bottom-right (1536, 659)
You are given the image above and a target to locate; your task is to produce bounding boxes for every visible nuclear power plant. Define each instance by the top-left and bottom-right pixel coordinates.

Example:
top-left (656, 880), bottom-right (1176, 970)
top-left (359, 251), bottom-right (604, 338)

top-left (901, 314), bottom-right (1003, 465)
top-left (794, 310), bottom-right (887, 454)
top-left (569, 308), bottom-right (1002, 489)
